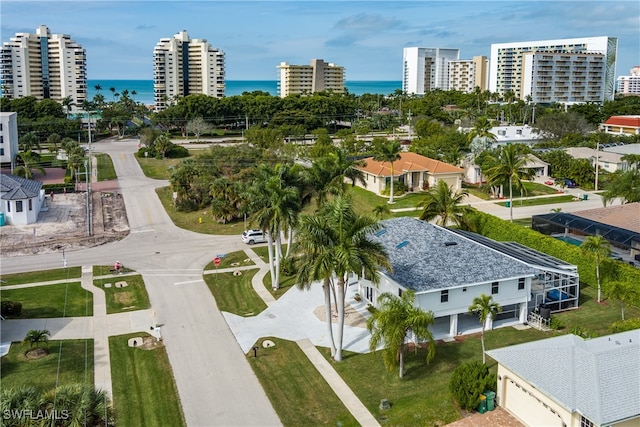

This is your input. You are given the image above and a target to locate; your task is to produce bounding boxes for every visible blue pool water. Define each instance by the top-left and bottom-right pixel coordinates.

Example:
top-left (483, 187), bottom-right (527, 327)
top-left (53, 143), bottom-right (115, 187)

top-left (554, 236), bottom-right (582, 246)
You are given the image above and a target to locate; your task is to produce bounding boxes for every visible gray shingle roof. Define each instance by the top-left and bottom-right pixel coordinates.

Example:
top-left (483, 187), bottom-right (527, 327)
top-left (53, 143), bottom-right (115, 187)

top-left (0, 174), bottom-right (42, 200)
top-left (370, 217), bottom-right (537, 292)
top-left (486, 330), bottom-right (640, 425)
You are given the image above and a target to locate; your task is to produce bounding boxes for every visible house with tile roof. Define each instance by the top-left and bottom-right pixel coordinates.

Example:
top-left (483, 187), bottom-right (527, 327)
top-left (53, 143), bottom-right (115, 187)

top-left (359, 217), bottom-right (579, 339)
top-left (600, 115), bottom-right (640, 136)
top-left (354, 152), bottom-right (464, 196)
top-left (463, 153), bottom-right (549, 186)
top-left (486, 330), bottom-right (640, 427)
top-left (0, 174), bottom-right (45, 225)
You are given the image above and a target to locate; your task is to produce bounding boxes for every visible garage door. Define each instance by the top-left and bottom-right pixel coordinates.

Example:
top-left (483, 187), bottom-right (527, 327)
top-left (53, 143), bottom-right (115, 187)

top-left (440, 177), bottom-right (459, 190)
top-left (504, 378), bottom-right (563, 426)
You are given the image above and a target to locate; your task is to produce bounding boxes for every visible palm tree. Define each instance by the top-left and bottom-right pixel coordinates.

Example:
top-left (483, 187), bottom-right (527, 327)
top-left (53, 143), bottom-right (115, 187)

top-left (484, 144), bottom-right (534, 222)
top-left (419, 180), bottom-right (472, 227)
top-left (23, 329), bottom-right (50, 349)
top-left (308, 149), bottom-right (365, 206)
top-left (294, 196), bottom-right (391, 361)
top-left (249, 164), bottom-right (301, 289)
top-left (61, 95), bottom-right (75, 118)
top-left (372, 203), bottom-right (391, 219)
top-left (468, 117), bottom-right (496, 159)
top-left (367, 290), bottom-right (436, 378)
top-left (373, 140), bottom-right (402, 203)
top-left (468, 294), bottom-right (501, 364)
top-left (109, 86), bottom-right (116, 101)
top-left (19, 131), bottom-right (40, 152)
top-left (43, 384), bottom-right (112, 427)
top-left (606, 281), bottom-right (638, 320)
top-left (94, 84), bottom-right (102, 93)
top-left (14, 151), bottom-right (46, 179)
top-left (154, 133), bottom-right (173, 159)
top-left (580, 235), bottom-right (611, 303)
top-left (46, 133), bottom-right (61, 153)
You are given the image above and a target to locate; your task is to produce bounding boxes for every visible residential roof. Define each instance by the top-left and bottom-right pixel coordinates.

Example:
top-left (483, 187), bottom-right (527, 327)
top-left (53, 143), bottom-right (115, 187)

top-left (0, 174), bottom-right (42, 200)
top-left (603, 115), bottom-right (640, 128)
top-left (565, 147), bottom-right (623, 164)
top-left (357, 152), bottom-right (464, 178)
top-left (521, 153), bottom-right (549, 169)
top-left (486, 330), bottom-right (640, 425)
top-left (602, 143), bottom-right (640, 155)
top-left (369, 217), bottom-right (537, 292)
top-left (449, 228), bottom-right (577, 273)
top-left (489, 125), bottom-right (543, 143)
top-left (573, 202), bottom-right (640, 234)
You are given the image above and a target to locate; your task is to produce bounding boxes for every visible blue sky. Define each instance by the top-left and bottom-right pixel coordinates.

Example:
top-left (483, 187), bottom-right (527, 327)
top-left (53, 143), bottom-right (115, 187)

top-left (2, 1), bottom-right (639, 81)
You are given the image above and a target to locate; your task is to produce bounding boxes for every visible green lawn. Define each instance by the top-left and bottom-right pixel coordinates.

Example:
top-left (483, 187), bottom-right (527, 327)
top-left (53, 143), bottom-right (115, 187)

top-left (203, 269), bottom-right (267, 316)
top-left (495, 194), bottom-right (576, 207)
top-left (247, 337), bottom-right (359, 427)
top-left (93, 274), bottom-right (151, 314)
top-left (203, 250), bottom-right (255, 270)
top-left (325, 327), bottom-right (551, 426)
top-left (136, 156), bottom-right (183, 180)
top-left (248, 246), bottom-right (297, 299)
top-left (156, 186), bottom-right (244, 235)
top-left (1, 339), bottom-right (94, 391)
top-left (348, 186), bottom-right (425, 215)
top-left (553, 284), bottom-right (640, 336)
top-left (1, 282), bottom-right (93, 318)
top-left (95, 153), bottom-right (117, 181)
top-left (109, 333), bottom-right (185, 427)
top-left (0, 267), bottom-right (82, 286)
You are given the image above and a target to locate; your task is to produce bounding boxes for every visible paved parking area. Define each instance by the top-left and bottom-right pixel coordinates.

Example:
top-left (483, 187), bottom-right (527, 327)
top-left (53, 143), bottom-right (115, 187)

top-left (445, 407), bottom-right (523, 427)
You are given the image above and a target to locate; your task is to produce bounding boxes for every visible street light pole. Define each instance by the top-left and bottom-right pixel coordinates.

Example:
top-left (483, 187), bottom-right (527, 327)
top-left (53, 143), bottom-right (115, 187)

top-left (595, 140), bottom-right (600, 192)
top-left (84, 159), bottom-right (90, 237)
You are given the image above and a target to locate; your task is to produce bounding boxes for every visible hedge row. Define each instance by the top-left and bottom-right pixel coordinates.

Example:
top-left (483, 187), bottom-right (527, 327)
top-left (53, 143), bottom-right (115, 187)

top-left (469, 211), bottom-right (640, 304)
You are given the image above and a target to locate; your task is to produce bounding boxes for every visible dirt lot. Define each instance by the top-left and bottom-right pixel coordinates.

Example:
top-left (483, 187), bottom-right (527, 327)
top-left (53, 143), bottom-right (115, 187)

top-left (0, 190), bottom-right (129, 257)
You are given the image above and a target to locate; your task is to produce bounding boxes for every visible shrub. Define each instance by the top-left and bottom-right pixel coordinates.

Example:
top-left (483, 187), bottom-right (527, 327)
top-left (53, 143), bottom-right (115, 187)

top-left (549, 316), bottom-right (564, 330)
top-left (569, 325), bottom-right (593, 339)
top-left (610, 318), bottom-right (640, 333)
top-left (280, 257), bottom-right (297, 276)
top-left (166, 144), bottom-right (189, 158)
top-left (449, 361), bottom-right (496, 411)
top-left (1, 300), bottom-right (23, 317)
top-left (380, 181), bottom-right (407, 196)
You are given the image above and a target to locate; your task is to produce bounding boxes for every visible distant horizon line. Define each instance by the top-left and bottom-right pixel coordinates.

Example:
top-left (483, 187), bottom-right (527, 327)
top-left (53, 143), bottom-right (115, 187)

top-left (87, 79), bottom-right (402, 82)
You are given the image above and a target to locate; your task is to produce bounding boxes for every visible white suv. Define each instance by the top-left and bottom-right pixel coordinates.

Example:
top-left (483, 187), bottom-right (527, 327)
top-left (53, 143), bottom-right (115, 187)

top-left (241, 229), bottom-right (268, 245)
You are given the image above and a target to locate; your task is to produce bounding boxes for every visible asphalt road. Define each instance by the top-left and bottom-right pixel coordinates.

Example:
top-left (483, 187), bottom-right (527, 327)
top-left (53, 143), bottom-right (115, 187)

top-left (1, 137), bottom-right (281, 427)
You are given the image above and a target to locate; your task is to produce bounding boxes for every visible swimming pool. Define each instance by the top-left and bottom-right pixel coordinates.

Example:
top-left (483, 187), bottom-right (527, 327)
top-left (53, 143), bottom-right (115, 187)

top-left (554, 235), bottom-right (582, 246)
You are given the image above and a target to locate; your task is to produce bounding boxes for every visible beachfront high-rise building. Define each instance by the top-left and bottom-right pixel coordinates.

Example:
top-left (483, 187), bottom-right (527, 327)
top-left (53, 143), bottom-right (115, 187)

top-left (617, 66), bottom-right (640, 96)
top-left (402, 47), bottom-right (460, 95)
top-left (448, 56), bottom-right (489, 93)
top-left (489, 36), bottom-right (618, 103)
top-left (153, 30), bottom-right (225, 111)
top-left (0, 25), bottom-right (87, 106)
top-left (277, 59), bottom-right (345, 98)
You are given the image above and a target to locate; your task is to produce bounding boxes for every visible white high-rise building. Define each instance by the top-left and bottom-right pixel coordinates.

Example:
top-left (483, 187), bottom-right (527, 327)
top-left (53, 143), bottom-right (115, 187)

top-left (489, 36), bottom-right (618, 103)
top-left (0, 112), bottom-right (19, 170)
top-left (153, 30), bottom-right (225, 111)
top-left (277, 59), bottom-right (345, 98)
top-left (617, 66), bottom-right (640, 96)
top-left (0, 25), bottom-right (87, 105)
top-left (448, 56), bottom-right (489, 93)
top-left (402, 47), bottom-right (460, 95)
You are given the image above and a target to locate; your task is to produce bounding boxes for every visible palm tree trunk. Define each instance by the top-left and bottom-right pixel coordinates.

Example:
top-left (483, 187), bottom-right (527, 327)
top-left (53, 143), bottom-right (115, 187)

top-left (481, 326), bottom-right (486, 364)
top-left (285, 229), bottom-right (294, 258)
top-left (509, 178), bottom-right (514, 222)
top-left (266, 234), bottom-right (277, 289)
top-left (323, 278), bottom-right (337, 357)
top-left (334, 276), bottom-right (346, 361)
top-left (622, 301), bottom-right (625, 321)
top-left (389, 165), bottom-right (395, 204)
top-left (274, 230), bottom-right (282, 288)
top-left (596, 264), bottom-right (601, 303)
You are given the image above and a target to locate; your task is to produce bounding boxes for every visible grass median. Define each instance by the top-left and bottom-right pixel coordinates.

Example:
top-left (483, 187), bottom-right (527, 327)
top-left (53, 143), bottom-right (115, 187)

top-left (1, 339), bottom-right (94, 391)
top-left (495, 194), bottom-right (576, 207)
top-left (93, 274), bottom-right (151, 314)
top-left (0, 267), bottom-right (82, 286)
top-left (1, 282), bottom-right (93, 318)
top-left (247, 337), bottom-right (359, 427)
top-left (109, 333), bottom-right (185, 427)
top-left (203, 269), bottom-right (266, 316)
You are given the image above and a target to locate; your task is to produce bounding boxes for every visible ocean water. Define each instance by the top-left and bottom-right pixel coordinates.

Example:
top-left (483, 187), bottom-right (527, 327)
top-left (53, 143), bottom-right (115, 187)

top-left (87, 80), bottom-right (402, 105)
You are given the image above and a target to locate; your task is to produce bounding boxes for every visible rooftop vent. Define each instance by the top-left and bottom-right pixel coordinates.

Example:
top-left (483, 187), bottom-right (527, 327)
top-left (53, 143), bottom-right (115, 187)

top-left (444, 241), bottom-right (458, 247)
top-left (374, 229), bottom-right (387, 237)
top-left (396, 241), bottom-right (409, 249)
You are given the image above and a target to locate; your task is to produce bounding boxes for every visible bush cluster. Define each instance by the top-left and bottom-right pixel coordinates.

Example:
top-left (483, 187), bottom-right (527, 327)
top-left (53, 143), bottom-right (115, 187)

top-left (1, 300), bottom-right (23, 317)
top-left (449, 361), bottom-right (496, 411)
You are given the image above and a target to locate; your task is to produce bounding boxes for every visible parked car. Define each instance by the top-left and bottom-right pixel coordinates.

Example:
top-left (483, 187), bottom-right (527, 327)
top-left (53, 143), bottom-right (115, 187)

top-left (555, 178), bottom-right (577, 188)
top-left (241, 229), bottom-right (268, 245)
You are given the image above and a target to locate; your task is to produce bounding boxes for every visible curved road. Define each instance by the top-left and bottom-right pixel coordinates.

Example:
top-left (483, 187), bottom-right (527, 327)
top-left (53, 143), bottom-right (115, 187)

top-left (1, 137), bottom-right (281, 427)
